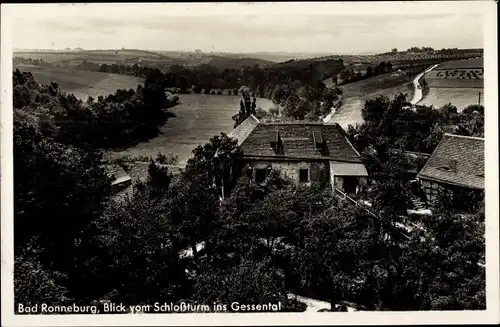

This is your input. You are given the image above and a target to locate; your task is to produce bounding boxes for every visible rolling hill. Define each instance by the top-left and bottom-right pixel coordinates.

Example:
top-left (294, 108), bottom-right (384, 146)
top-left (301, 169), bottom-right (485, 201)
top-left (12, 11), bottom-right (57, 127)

top-left (14, 64), bottom-right (144, 101)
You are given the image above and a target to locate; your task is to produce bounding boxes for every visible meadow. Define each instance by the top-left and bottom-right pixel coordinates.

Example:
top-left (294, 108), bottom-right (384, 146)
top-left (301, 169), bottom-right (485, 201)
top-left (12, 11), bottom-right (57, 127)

top-left (435, 57), bottom-right (483, 70)
top-left (418, 58), bottom-right (484, 109)
top-left (418, 88), bottom-right (483, 111)
top-left (424, 78), bottom-right (483, 88)
top-left (14, 50), bottom-right (190, 67)
top-left (324, 72), bottom-right (414, 128)
top-left (106, 93), bottom-right (276, 167)
top-left (13, 64), bottom-right (144, 100)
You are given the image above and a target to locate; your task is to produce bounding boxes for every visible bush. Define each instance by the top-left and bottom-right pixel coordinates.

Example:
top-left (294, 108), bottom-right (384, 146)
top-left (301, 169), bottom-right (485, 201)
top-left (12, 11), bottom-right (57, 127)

top-left (217, 90), bottom-right (222, 95)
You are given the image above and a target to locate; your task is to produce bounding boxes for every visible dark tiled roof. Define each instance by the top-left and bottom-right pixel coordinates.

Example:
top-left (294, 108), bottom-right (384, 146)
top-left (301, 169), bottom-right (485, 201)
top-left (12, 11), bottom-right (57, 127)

top-left (231, 115), bottom-right (362, 162)
top-left (105, 164), bottom-right (131, 186)
top-left (127, 161), bottom-right (150, 182)
top-left (126, 161), bottom-right (184, 182)
top-left (417, 134), bottom-right (484, 189)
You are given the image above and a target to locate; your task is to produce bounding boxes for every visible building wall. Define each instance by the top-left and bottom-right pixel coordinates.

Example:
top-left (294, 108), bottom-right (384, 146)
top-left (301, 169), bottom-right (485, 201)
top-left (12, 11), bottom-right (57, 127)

top-left (240, 160), bottom-right (330, 187)
top-left (331, 175), bottom-right (368, 194)
top-left (420, 177), bottom-right (484, 211)
top-left (421, 178), bottom-right (441, 203)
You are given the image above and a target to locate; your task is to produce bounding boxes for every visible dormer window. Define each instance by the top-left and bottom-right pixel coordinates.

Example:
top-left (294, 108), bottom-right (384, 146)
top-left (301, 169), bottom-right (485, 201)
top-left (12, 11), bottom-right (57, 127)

top-left (270, 130), bottom-right (282, 154)
top-left (438, 160), bottom-right (458, 172)
top-left (313, 131), bottom-right (325, 150)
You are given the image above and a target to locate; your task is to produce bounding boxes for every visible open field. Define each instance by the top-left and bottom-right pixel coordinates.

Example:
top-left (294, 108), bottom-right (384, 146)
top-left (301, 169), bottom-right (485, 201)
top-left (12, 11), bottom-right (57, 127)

top-left (424, 62), bottom-right (483, 88)
top-left (418, 87), bottom-right (483, 111)
top-left (14, 50), bottom-right (273, 69)
top-left (14, 64), bottom-right (144, 100)
top-left (106, 94), bottom-right (276, 167)
top-left (14, 50), bottom-right (190, 67)
top-left (418, 58), bottom-right (484, 109)
top-left (435, 57), bottom-right (483, 70)
top-left (325, 72), bottom-right (414, 128)
top-left (424, 77), bottom-right (483, 88)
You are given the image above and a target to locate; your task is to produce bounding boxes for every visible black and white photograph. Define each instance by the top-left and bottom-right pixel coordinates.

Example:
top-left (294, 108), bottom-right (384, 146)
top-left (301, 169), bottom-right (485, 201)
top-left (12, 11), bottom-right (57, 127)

top-left (1, 1), bottom-right (498, 326)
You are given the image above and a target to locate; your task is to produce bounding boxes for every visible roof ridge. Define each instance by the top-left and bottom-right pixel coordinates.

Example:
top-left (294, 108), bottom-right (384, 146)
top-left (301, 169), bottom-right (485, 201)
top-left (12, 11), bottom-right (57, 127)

top-left (444, 133), bottom-right (484, 141)
top-left (259, 122), bottom-right (327, 126)
top-left (248, 114), bottom-right (260, 123)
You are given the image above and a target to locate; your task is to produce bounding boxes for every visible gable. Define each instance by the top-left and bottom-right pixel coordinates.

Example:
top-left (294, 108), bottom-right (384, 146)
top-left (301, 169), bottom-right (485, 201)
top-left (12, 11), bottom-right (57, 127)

top-left (417, 134), bottom-right (484, 189)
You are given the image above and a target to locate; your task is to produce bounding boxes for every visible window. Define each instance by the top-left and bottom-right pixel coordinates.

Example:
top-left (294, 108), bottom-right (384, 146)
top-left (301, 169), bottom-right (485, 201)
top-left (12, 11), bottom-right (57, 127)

top-left (299, 168), bottom-right (309, 183)
top-left (255, 168), bottom-right (268, 184)
top-left (423, 180), bottom-right (440, 202)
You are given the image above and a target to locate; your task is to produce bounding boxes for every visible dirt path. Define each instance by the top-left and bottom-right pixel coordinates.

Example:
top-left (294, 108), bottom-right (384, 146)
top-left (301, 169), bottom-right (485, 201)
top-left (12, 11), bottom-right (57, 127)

top-left (410, 64), bottom-right (440, 105)
top-left (287, 294), bottom-right (331, 312)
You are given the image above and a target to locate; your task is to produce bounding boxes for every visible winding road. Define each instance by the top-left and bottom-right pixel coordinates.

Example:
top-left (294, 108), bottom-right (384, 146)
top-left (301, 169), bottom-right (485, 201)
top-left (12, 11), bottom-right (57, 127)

top-left (410, 64), bottom-right (440, 105)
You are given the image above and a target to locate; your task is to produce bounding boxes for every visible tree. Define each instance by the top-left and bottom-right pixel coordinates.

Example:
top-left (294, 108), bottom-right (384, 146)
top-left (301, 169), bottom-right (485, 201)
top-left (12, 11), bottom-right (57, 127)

top-left (232, 86), bottom-right (257, 128)
top-left (147, 153), bottom-right (174, 197)
top-left (176, 133), bottom-right (243, 255)
top-left (167, 173), bottom-right (220, 258)
top-left (15, 245), bottom-right (71, 308)
top-left (185, 133), bottom-right (242, 201)
top-left (391, 48), bottom-right (398, 53)
top-left (14, 119), bottom-right (114, 301)
top-left (296, 204), bottom-right (382, 309)
top-left (93, 187), bottom-right (192, 305)
top-left (384, 208), bottom-right (485, 310)
top-left (366, 66), bottom-right (374, 77)
top-left (193, 257), bottom-right (303, 311)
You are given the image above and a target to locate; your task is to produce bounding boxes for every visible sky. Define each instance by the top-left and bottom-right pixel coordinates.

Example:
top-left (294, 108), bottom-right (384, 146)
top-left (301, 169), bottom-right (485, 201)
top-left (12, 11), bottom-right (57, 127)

top-left (7, 3), bottom-right (485, 55)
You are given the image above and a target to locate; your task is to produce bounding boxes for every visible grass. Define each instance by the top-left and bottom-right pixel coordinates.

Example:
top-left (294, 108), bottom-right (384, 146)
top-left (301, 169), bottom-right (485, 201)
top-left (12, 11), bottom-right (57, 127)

top-left (424, 68), bottom-right (483, 88)
top-left (418, 87), bottom-right (483, 111)
top-left (13, 50), bottom-right (189, 67)
top-left (435, 58), bottom-right (483, 70)
top-left (418, 58), bottom-right (484, 110)
top-left (106, 93), bottom-right (276, 167)
top-left (325, 72), bottom-right (414, 128)
top-left (425, 78), bottom-right (483, 88)
top-left (14, 64), bottom-right (144, 100)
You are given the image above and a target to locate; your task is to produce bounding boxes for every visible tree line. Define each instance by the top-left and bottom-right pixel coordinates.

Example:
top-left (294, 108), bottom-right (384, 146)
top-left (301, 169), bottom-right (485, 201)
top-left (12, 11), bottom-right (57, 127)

top-left (13, 69), bottom-right (178, 149)
top-left (79, 59), bottom-right (345, 122)
top-left (335, 61), bottom-right (393, 85)
top-left (77, 58), bottom-right (344, 96)
top-left (347, 94), bottom-right (484, 155)
top-left (13, 57), bottom-right (49, 66)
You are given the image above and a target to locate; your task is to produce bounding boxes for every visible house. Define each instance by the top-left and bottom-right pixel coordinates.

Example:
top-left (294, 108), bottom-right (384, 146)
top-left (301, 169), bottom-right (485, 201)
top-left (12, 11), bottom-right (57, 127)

top-left (106, 164), bottom-right (132, 194)
top-left (416, 133), bottom-right (484, 209)
top-left (228, 115), bottom-right (368, 195)
top-left (107, 161), bottom-right (184, 199)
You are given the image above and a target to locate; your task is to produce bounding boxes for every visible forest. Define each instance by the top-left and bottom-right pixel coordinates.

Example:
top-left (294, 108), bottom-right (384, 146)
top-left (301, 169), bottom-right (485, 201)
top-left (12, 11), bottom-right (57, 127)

top-left (13, 69), bottom-right (178, 149)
